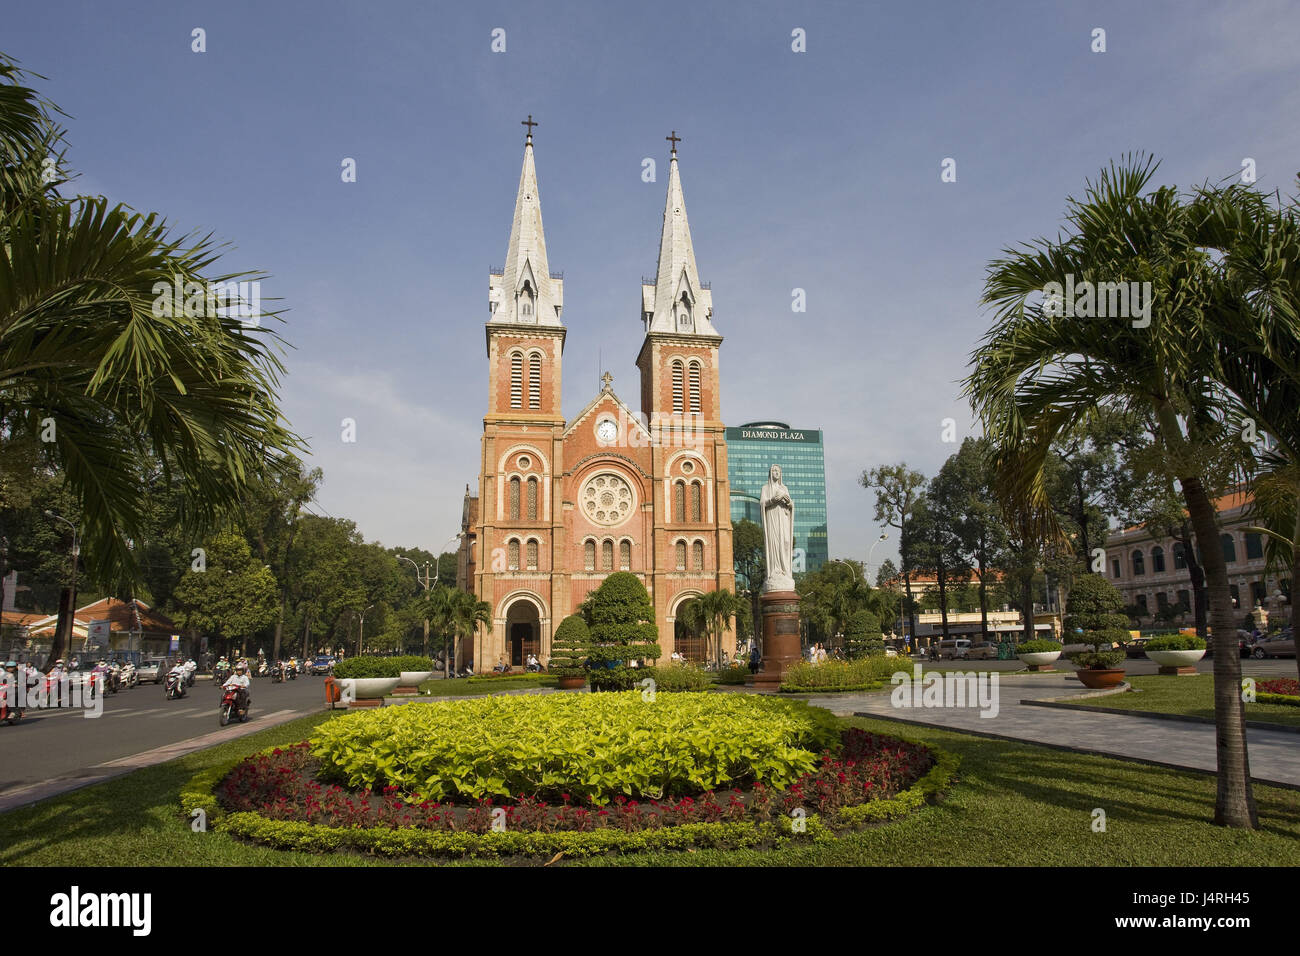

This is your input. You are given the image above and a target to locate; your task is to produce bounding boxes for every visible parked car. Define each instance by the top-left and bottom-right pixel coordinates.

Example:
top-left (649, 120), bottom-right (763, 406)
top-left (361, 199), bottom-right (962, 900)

top-left (935, 639), bottom-right (971, 660)
top-left (1250, 632), bottom-right (1296, 659)
top-left (136, 658), bottom-right (168, 684)
top-left (1125, 636), bottom-right (1152, 659)
top-left (966, 641), bottom-right (999, 660)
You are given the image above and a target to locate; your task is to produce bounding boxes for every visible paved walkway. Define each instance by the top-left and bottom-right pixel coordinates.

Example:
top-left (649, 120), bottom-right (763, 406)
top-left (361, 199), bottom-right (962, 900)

top-left (798, 675), bottom-right (1300, 789)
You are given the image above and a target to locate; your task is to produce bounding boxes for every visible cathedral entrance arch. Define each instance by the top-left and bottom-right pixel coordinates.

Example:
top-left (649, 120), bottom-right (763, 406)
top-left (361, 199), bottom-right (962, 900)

top-left (668, 590), bottom-right (706, 663)
top-left (503, 596), bottom-right (542, 668)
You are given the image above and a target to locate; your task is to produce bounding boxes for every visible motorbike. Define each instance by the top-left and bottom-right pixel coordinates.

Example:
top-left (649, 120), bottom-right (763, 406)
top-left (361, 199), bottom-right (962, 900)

top-left (269, 662), bottom-right (284, 683)
top-left (218, 684), bottom-right (250, 726)
top-left (256, 660), bottom-right (269, 678)
top-left (117, 662), bottom-right (137, 688)
top-left (164, 670), bottom-right (187, 700)
top-left (287, 662), bottom-right (297, 680)
top-left (214, 663), bottom-right (231, 687)
top-left (0, 680), bottom-right (23, 725)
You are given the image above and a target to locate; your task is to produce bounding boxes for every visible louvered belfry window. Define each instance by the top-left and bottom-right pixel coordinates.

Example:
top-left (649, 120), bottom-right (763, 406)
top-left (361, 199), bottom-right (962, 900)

top-left (671, 361), bottom-right (684, 412)
top-left (528, 353), bottom-right (542, 409)
top-left (510, 353), bottom-right (523, 408)
top-left (688, 362), bottom-right (701, 413)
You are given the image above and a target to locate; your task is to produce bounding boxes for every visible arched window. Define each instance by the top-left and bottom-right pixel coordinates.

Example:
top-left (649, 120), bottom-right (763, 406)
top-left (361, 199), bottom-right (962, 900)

top-left (674, 481), bottom-right (685, 523)
top-left (1173, 541), bottom-right (1187, 569)
top-left (526, 539), bottom-right (538, 570)
top-left (584, 540), bottom-right (596, 571)
top-left (688, 361), bottom-right (701, 413)
top-left (526, 477), bottom-right (538, 520)
top-left (1151, 546), bottom-right (1166, 573)
top-left (675, 541), bottom-right (687, 571)
top-left (509, 476), bottom-right (521, 520)
top-left (690, 482), bottom-right (702, 522)
top-left (692, 541), bottom-right (704, 572)
top-left (507, 539), bottom-right (520, 571)
top-left (510, 353), bottom-right (523, 408)
top-left (671, 360), bottom-right (684, 413)
top-left (619, 540), bottom-right (631, 570)
top-left (1131, 549), bottom-right (1145, 576)
top-left (528, 353), bottom-right (542, 409)
top-left (1222, 534), bottom-right (1237, 564)
top-left (601, 539), bottom-right (614, 571)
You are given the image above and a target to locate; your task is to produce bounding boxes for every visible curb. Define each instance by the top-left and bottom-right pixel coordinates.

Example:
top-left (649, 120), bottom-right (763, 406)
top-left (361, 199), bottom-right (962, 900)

top-left (1021, 697), bottom-right (1300, 734)
top-left (848, 711), bottom-right (1300, 791)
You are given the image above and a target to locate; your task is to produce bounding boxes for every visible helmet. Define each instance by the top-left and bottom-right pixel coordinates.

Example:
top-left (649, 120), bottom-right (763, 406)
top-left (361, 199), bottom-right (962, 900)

top-left (235, 661), bottom-right (248, 673)
top-left (55, 659), bottom-right (64, 665)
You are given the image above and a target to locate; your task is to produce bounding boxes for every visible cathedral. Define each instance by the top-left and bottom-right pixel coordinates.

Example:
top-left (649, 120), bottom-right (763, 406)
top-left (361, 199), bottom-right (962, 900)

top-left (456, 124), bottom-right (735, 670)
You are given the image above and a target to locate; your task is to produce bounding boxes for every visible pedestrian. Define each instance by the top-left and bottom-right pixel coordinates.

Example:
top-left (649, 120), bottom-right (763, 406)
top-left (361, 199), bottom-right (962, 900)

top-left (749, 644), bottom-right (760, 675)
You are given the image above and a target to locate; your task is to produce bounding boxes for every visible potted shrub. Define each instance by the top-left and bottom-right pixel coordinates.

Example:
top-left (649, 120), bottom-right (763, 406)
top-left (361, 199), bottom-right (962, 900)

top-left (1143, 634), bottom-right (1206, 674)
top-left (549, 614), bottom-right (590, 690)
top-left (1063, 575), bottom-right (1132, 689)
top-left (1016, 638), bottom-right (1063, 671)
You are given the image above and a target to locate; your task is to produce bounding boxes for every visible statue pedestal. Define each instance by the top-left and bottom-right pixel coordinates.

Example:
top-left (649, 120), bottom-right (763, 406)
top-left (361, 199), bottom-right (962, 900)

top-left (750, 590), bottom-right (802, 690)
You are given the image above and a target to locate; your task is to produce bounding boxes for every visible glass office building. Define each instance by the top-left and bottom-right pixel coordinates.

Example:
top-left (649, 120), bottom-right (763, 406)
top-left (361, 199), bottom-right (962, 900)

top-left (726, 421), bottom-right (828, 577)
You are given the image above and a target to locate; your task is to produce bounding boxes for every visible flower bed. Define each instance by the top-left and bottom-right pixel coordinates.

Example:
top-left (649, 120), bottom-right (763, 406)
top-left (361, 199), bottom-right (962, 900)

top-left (1256, 677), bottom-right (1300, 707)
top-left (310, 692), bottom-right (841, 802)
top-left (183, 727), bottom-right (958, 858)
top-left (779, 657), bottom-right (901, 693)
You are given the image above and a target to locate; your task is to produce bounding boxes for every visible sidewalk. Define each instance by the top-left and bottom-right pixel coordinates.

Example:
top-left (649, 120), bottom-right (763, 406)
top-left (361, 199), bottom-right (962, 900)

top-left (799, 675), bottom-right (1300, 790)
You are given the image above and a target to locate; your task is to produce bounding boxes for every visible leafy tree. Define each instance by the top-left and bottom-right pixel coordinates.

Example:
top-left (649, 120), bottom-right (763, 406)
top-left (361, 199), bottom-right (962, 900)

top-left (548, 614), bottom-right (590, 678)
top-left (797, 559), bottom-right (877, 648)
top-left (861, 464), bottom-right (926, 643)
top-left (732, 518), bottom-right (765, 647)
top-left (171, 532), bottom-right (279, 657)
top-left (581, 572), bottom-right (661, 690)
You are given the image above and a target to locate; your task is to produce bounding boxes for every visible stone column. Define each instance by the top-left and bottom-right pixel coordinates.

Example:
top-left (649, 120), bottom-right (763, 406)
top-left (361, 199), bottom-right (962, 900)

top-left (750, 590), bottom-right (801, 689)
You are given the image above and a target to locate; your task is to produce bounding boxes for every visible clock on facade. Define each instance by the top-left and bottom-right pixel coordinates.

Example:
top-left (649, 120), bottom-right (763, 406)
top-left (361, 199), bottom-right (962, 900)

top-left (596, 419), bottom-right (617, 443)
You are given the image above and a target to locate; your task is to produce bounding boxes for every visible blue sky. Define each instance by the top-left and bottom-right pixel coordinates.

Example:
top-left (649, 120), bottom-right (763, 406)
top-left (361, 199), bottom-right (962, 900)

top-left (7, 0), bottom-right (1299, 570)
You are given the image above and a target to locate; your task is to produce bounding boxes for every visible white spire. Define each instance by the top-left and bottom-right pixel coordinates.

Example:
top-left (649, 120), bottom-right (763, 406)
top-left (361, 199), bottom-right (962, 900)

top-left (490, 126), bottom-right (563, 327)
top-left (643, 142), bottom-right (716, 336)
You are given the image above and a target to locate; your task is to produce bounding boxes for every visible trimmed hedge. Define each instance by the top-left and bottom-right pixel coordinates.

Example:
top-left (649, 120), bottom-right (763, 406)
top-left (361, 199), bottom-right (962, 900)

top-left (642, 664), bottom-right (712, 692)
top-left (1257, 693), bottom-right (1300, 708)
top-left (716, 662), bottom-right (751, 685)
top-left (332, 655), bottom-right (434, 680)
top-left (779, 657), bottom-right (902, 692)
top-left (1016, 639), bottom-right (1062, 654)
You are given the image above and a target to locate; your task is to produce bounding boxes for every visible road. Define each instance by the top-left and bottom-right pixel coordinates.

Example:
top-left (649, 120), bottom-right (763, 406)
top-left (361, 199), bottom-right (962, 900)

top-left (0, 673), bottom-right (328, 812)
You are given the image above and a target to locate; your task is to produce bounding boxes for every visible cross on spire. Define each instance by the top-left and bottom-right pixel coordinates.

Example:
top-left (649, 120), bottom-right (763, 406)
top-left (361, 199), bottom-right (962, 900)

top-left (522, 114), bottom-right (538, 142)
top-left (666, 130), bottom-right (681, 156)
top-left (601, 371), bottom-right (613, 391)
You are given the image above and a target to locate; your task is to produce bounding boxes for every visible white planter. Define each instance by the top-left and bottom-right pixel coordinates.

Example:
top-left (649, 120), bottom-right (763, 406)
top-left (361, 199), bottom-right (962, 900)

top-left (1017, 651), bottom-right (1062, 667)
top-left (1145, 649), bottom-right (1205, 668)
top-left (399, 671), bottom-right (433, 686)
top-left (344, 677), bottom-right (400, 699)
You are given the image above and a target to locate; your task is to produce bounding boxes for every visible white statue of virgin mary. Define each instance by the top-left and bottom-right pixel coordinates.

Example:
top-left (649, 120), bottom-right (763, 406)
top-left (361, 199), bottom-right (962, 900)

top-left (761, 464), bottom-right (795, 592)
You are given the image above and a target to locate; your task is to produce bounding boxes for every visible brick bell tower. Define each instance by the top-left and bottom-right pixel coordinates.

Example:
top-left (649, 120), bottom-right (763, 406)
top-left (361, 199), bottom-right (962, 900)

top-left (473, 117), bottom-right (566, 670)
top-left (636, 133), bottom-right (735, 649)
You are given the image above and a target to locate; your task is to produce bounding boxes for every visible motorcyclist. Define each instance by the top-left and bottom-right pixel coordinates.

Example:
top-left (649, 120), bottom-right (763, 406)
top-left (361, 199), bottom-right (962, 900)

top-left (183, 657), bottom-right (197, 686)
top-left (167, 659), bottom-right (188, 696)
top-left (1, 661), bottom-right (20, 719)
top-left (222, 660), bottom-right (252, 714)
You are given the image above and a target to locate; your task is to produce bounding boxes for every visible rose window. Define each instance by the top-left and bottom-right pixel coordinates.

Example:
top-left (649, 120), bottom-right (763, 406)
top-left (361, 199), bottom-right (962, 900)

top-left (582, 474), bottom-right (634, 525)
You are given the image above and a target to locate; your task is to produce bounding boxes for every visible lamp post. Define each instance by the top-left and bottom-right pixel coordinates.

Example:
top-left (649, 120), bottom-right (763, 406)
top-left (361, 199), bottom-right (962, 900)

top-left (865, 532), bottom-right (889, 580)
top-left (45, 511), bottom-right (80, 658)
top-left (357, 604), bottom-right (374, 657)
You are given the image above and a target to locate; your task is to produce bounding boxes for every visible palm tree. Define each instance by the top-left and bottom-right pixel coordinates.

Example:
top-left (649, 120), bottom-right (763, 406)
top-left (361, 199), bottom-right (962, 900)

top-left (697, 588), bottom-right (743, 669)
top-left (965, 155), bottom-right (1266, 828)
top-left (450, 589), bottom-right (491, 675)
top-left (420, 585), bottom-right (458, 678)
top-left (0, 57), bottom-right (301, 665)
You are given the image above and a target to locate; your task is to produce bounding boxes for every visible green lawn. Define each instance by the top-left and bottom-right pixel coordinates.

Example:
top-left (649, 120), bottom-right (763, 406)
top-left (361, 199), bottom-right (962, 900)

top-left (416, 674), bottom-right (558, 695)
top-left (1070, 674), bottom-right (1300, 729)
top-left (2, 707), bottom-right (1296, 867)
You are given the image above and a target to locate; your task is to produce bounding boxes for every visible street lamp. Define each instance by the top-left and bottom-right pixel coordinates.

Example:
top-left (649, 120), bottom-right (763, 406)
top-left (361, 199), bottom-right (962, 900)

top-left (865, 532), bottom-right (889, 580)
top-left (45, 511), bottom-right (80, 654)
top-left (357, 604), bottom-right (375, 657)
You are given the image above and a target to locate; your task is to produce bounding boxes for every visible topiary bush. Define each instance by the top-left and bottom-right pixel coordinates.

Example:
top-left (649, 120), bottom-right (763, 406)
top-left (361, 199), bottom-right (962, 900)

top-left (844, 609), bottom-right (883, 659)
top-left (1064, 575), bottom-right (1131, 670)
top-left (582, 572), bottom-right (662, 691)
top-left (779, 656), bottom-right (904, 692)
top-left (548, 614), bottom-right (589, 678)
